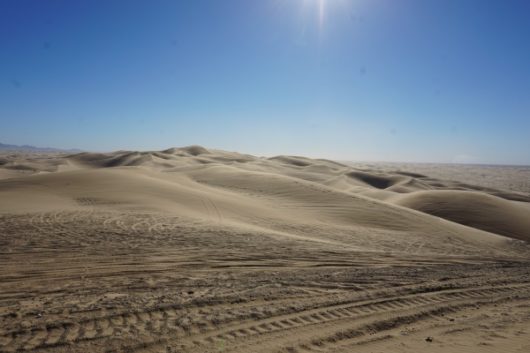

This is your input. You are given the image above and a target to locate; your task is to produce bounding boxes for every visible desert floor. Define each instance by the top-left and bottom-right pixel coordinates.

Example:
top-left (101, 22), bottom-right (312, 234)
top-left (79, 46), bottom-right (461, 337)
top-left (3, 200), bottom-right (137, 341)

top-left (0, 147), bottom-right (529, 353)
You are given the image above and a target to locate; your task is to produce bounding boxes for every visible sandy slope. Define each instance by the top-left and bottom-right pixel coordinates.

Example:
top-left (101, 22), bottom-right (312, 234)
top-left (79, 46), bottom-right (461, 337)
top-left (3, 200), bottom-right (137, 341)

top-left (0, 147), bottom-right (529, 353)
top-left (391, 190), bottom-right (530, 242)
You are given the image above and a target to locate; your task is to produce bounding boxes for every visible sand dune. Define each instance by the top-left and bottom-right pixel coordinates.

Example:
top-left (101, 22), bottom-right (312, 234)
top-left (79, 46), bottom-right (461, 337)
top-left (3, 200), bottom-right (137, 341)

top-left (391, 190), bottom-right (530, 242)
top-left (0, 147), bottom-right (529, 353)
top-left (1, 147), bottom-right (528, 254)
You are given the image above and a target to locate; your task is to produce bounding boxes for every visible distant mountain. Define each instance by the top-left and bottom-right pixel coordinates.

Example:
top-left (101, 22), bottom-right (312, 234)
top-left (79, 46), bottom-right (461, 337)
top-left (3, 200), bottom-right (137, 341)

top-left (0, 142), bottom-right (82, 153)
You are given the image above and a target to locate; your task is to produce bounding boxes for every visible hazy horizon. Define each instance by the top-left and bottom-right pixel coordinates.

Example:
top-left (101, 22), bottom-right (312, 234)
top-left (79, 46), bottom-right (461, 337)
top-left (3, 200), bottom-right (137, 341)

top-left (4, 141), bottom-right (530, 167)
top-left (2, 0), bottom-right (530, 164)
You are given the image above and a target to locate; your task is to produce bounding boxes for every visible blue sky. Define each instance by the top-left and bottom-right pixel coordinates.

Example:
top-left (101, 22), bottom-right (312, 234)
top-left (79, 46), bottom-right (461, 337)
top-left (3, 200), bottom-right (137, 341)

top-left (1, 0), bottom-right (529, 164)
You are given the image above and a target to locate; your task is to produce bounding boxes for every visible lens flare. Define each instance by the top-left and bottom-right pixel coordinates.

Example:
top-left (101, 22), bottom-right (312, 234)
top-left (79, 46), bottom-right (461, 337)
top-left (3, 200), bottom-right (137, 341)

top-left (319, 0), bottom-right (325, 33)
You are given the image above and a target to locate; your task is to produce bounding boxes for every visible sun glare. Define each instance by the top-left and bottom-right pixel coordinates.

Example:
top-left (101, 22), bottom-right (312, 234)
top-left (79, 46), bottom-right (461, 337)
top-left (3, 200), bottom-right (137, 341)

top-left (319, 0), bottom-right (325, 32)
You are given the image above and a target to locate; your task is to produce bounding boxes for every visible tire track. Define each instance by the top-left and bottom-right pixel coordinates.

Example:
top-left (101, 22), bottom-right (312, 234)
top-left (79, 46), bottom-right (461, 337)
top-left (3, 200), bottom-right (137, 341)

top-left (2, 281), bottom-right (523, 353)
top-left (2, 212), bottom-right (529, 353)
top-left (177, 284), bottom-right (529, 352)
top-left (290, 294), bottom-right (530, 353)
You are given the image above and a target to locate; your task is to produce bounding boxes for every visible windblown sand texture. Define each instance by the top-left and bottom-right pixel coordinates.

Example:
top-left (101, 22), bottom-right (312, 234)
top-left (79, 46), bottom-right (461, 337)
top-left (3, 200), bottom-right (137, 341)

top-left (1, 146), bottom-right (529, 353)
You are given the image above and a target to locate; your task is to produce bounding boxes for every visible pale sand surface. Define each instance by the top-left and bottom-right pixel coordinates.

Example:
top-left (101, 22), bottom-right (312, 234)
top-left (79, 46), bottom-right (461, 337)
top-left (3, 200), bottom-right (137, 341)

top-left (0, 147), bottom-right (529, 353)
top-left (347, 161), bottom-right (530, 194)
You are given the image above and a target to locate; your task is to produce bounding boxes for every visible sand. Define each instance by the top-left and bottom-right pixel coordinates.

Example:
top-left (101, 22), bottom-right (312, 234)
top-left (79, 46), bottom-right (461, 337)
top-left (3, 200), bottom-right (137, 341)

top-left (0, 146), bottom-right (529, 353)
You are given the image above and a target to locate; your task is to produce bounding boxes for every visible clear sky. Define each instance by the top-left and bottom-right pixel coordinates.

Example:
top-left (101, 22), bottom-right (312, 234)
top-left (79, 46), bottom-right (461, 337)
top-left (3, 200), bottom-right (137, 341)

top-left (1, 0), bottom-right (529, 164)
